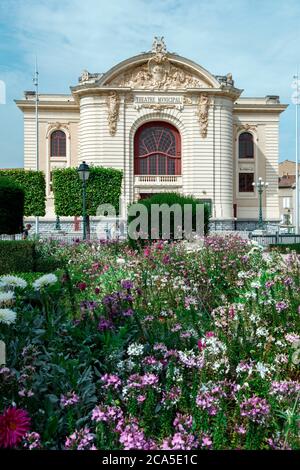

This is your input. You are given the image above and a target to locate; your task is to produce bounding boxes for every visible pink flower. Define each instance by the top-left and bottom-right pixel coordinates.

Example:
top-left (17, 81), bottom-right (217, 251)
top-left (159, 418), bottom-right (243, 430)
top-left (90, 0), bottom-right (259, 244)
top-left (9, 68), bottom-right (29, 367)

top-left (101, 374), bottom-right (122, 389)
top-left (23, 432), bottom-right (41, 450)
top-left (137, 395), bottom-right (146, 403)
top-left (201, 435), bottom-right (212, 448)
top-left (205, 331), bottom-right (215, 338)
top-left (65, 427), bottom-right (94, 450)
top-left (0, 407), bottom-right (31, 448)
top-left (60, 391), bottom-right (80, 407)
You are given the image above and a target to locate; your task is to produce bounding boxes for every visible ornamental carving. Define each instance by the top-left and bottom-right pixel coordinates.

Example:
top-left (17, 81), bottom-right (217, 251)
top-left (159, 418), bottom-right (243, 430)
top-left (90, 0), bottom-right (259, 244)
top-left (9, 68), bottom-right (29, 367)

top-left (236, 123), bottom-right (257, 133)
top-left (196, 94), bottom-right (210, 138)
top-left (235, 123), bottom-right (258, 141)
top-left (107, 38), bottom-right (206, 90)
top-left (106, 91), bottom-right (120, 136)
top-left (46, 122), bottom-right (70, 138)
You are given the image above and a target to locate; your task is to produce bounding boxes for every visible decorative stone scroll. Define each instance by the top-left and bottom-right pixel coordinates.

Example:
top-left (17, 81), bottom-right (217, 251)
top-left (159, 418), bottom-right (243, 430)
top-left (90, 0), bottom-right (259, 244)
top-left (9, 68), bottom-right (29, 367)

top-left (106, 91), bottom-right (120, 136)
top-left (196, 94), bottom-right (210, 138)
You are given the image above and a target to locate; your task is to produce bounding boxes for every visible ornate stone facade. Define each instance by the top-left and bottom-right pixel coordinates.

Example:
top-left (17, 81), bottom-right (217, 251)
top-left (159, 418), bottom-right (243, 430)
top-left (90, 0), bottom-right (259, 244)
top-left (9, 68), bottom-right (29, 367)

top-left (16, 37), bottom-right (287, 230)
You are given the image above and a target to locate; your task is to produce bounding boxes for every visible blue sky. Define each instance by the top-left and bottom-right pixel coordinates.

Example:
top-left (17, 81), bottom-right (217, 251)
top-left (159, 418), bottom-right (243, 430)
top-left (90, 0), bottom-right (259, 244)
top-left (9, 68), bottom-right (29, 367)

top-left (0, 0), bottom-right (299, 167)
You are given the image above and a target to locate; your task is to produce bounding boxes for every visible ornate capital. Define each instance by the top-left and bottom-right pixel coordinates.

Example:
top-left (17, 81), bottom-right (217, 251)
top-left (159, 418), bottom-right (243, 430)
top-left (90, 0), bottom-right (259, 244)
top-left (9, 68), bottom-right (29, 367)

top-left (106, 91), bottom-right (120, 136)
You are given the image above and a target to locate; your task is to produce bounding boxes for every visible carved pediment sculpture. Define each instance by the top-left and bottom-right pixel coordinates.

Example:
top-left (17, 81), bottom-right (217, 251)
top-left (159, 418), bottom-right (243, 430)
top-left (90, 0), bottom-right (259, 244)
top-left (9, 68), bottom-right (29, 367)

top-left (196, 94), bottom-right (210, 138)
top-left (107, 40), bottom-right (206, 90)
top-left (106, 91), bottom-right (120, 136)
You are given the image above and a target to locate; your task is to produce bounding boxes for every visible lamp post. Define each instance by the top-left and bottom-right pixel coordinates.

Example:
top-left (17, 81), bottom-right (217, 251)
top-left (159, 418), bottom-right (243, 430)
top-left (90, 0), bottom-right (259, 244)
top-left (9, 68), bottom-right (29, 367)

top-left (252, 177), bottom-right (269, 229)
top-left (77, 161), bottom-right (90, 240)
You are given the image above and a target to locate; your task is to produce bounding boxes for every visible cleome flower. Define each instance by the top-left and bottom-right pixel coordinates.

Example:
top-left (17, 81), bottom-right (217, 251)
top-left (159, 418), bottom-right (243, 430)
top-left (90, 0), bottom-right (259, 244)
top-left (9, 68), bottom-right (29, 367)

top-left (0, 308), bottom-right (17, 325)
top-left (0, 275), bottom-right (27, 290)
top-left (32, 274), bottom-right (58, 290)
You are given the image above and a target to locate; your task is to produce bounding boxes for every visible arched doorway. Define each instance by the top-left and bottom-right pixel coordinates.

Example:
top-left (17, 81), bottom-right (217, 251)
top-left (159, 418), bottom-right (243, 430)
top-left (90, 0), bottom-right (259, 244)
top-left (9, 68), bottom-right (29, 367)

top-left (134, 122), bottom-right (181, 175)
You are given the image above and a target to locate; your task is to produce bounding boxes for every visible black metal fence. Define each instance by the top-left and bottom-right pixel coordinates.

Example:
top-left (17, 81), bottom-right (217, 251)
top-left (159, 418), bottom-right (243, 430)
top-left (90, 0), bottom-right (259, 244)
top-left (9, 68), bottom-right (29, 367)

top-left (249, 233), bottom-right (300, 246)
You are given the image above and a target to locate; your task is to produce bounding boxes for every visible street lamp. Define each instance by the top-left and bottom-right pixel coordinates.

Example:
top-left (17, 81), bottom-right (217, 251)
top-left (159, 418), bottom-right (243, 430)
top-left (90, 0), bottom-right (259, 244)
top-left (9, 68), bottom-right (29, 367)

top-left (252, 177), bottom-right (269, 229)
top-left (77, 161), bottom-right (90, 240)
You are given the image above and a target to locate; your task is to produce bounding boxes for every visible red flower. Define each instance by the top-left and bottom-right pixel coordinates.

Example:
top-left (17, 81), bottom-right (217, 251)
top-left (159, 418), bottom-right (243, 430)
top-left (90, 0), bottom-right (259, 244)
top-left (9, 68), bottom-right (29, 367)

top-left (197, 340), bottom-right (206, 351)
top-left (77, 282), bottom-right (87, 291)
top-left (0, 407), bottom-right (31, 448)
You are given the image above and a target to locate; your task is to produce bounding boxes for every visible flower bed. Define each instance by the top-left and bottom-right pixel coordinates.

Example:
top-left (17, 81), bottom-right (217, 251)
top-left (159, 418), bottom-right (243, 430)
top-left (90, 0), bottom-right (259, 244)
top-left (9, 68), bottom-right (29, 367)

top-left (0, 236), bottom-right (299, 449)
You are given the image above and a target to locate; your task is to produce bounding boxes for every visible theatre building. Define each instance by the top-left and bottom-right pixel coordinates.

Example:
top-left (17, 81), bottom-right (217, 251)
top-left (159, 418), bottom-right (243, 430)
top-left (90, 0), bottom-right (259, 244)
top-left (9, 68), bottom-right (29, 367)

top-left (16, 37), bottom-right (287, 231)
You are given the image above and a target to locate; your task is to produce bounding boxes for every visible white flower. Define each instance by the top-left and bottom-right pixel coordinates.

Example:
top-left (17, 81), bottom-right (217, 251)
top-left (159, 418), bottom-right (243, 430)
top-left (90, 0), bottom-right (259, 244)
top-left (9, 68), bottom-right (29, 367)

top-left (256, 327), bottom-right (269, 337)
top-left (250, 281), bottom-right (260, 289)
top-left (0, 308), bottom-right (17, 325)
top-left (0, 275), bottom-right (27, 290)
top-left (32, 274), bottom-right (58, 290)
top-left (127, 342), bottom-right (144, 356)
top-left (0, 291), bottom-right (14, 305)
top-left (256, 362), bottom-right (269, 379)
top-left (116, 258), bottom-right (126, 265)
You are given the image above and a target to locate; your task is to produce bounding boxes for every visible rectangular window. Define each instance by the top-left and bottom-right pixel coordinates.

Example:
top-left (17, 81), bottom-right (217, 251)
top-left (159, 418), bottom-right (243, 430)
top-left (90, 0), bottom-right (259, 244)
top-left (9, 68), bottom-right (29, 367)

top-left (239, 173), bottom-right (254, 192)
top-left (283, 197), bottom-right (291, 209)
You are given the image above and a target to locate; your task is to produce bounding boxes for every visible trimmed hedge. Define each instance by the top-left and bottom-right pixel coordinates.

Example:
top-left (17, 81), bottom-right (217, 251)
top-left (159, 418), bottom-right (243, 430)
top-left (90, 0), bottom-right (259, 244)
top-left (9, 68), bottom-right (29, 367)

top-left (0, 241), bottom-right (35, 274)
top-left (0, 240), bottom-right (63, 274)
top-left (0, 177), bottom-right (24, 234)
top-left (52, 167), bottom-right (123, 216)
top-left (269, 243), bottom-right (300, 254)
top-left (127, 192), bottom-right (210, 249)
top-left (0, 169), bottom-right (46, 216)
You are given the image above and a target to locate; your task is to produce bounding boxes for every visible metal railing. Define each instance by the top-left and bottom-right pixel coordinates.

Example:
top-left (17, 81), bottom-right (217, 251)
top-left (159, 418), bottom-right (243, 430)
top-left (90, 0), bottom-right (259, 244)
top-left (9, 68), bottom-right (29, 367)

top-left (250, 233), bottom-right (300, 246)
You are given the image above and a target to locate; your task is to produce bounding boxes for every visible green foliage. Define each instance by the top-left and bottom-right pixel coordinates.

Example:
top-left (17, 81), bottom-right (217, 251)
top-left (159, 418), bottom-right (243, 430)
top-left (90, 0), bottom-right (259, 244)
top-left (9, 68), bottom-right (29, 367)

top-left (1, 237), bottom-right (299, 449)
top-left (127, 192), bottom-right (210, 249)
top-left (269, 243), bottom-right (300, 253)
top-left (0, 240), bottom-right (63, 274)
top-left (52, 167), bottom-right (123, 216)
top-left (0, 240), bottom-right (34, 273)
top-left (0, 177), bottom-right (24, 235)
top-left (0, 169), bottom-right (46, 216)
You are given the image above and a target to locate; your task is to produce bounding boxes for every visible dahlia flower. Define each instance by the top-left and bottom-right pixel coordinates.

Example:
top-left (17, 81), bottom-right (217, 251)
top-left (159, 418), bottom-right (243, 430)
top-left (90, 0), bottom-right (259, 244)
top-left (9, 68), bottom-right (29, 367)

top-left (0, 275), bottom-right (27, 290)
top-left (0, 291), bottom-right (14, 306)
top-left (32, 274), bottom-right (58, 290)
top-left (0, 407), bottom-right (31, 448)
top-left (0, 308), bottom-right (17, 325)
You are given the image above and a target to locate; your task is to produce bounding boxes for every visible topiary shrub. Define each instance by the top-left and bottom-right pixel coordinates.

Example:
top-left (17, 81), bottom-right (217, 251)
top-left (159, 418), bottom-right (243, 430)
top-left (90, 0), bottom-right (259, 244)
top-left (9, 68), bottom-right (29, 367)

top-left (127, 192), bottom-right (210, 249)
top-left (0, 177), bottom-right (24, 235)
top-left (0, 169), bottom-right (46, 216)
top-left (0, 241), bottom-right (35, 274)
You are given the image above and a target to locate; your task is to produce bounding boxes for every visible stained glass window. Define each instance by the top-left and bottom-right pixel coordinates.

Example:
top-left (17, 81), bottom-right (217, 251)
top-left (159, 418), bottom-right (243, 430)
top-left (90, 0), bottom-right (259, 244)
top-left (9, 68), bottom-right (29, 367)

top-left (135, 122), bottom-right (181, 175)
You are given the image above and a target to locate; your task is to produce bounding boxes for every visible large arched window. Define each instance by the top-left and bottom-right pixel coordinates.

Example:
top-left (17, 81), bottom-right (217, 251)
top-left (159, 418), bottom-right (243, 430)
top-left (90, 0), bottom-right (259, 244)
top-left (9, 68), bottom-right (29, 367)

top-left (239, 132), bottom-right (254, 159)
top-left (134, 122), bottom-right (181, 175)
top-left (51, 130), bottom-right (66, 157)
